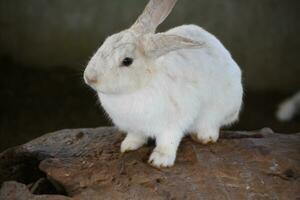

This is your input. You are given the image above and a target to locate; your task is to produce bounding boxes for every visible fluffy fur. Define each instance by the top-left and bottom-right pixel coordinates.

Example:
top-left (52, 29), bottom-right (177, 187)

top-left (84, 0), bottom-right (243, 167)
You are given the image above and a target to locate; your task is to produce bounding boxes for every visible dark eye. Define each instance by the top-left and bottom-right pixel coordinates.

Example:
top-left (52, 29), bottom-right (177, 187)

top-left (121, 57), bottom-right (133, 67)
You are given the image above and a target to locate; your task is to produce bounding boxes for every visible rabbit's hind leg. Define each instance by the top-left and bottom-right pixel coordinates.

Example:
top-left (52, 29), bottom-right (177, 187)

top-left (190, 116), bottom-right (220, 144)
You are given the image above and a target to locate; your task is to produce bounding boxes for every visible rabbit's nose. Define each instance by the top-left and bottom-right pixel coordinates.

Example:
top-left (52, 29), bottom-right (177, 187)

top-left (84, 69), bottom-right (98, 85)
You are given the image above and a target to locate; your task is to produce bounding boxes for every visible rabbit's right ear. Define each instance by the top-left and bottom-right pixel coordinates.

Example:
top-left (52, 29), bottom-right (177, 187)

top-left (131, 0), bottom-right (177, 34)
top-left (141, 33), bottom-right (204, 58)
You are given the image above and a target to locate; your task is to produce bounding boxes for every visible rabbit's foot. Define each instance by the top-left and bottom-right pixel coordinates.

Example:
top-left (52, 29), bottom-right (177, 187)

top-left (149, 146), bottom-right (176, 168)
top-left (121, 133), bottom-right (147, 153)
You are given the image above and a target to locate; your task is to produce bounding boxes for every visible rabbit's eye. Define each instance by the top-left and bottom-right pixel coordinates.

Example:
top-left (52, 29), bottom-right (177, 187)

top-left (121, 57), bottom-right (133, 67)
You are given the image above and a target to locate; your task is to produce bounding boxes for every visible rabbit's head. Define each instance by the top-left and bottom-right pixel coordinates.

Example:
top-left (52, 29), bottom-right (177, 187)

top-left (84, 0), bottom-right (201, 94)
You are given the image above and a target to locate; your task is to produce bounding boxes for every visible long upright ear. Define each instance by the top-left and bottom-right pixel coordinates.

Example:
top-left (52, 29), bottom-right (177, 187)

top-left (131, 0), bottom-right (177, 34)
top-left (141, 33), bottom-right (204, 58)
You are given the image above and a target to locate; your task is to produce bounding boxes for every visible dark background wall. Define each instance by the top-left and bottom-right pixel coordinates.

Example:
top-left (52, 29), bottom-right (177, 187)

top-left (1, 0), bottom-right (299, 91)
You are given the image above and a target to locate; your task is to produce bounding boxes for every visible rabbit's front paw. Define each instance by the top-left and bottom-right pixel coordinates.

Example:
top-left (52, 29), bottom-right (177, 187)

top-left (121, 133), bottom-right (147, 153)
top-left (148, 147), bottom-right (176, 168)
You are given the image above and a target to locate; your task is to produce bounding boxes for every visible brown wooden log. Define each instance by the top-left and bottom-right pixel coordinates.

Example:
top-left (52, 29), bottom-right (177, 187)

top-left (0, 127), bottom-right (299, 200)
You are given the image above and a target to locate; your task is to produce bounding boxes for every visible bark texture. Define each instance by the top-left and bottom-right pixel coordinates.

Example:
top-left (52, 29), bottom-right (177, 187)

top-left (0, 127), bottom-right (299, 200)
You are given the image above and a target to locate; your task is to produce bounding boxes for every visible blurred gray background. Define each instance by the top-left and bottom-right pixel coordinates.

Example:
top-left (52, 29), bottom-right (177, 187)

top-left (1, 0), bottom-right (299, 91)
top-left (0, 0), bottom-right (299, 151)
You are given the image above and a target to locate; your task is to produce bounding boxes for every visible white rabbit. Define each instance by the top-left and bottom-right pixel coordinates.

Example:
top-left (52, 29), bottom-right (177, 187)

top-left (84, 0), bottom-right (243, 167)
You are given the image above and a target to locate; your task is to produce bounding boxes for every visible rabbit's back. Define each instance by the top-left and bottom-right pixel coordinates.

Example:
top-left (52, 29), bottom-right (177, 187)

top-left (165, 24), bottom-right (232, 59)
top-left (157, 24), bottom-right (243, 126)
top-left (161, 24), bottom-right (241, 84)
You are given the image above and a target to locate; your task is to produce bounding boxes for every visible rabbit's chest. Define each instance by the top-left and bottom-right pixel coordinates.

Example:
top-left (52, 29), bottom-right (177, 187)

top-left (99, 91), bottom-right (165, 130)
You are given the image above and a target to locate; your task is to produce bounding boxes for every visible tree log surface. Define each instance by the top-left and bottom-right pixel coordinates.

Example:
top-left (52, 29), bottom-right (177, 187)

top-left (0, 127), bottom-right (299, 200)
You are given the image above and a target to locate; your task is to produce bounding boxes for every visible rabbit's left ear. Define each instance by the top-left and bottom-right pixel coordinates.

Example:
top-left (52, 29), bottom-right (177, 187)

top-left (142, 33), bottom-right (204, 58)
top-left (131, 0), bottom-right (177, 34)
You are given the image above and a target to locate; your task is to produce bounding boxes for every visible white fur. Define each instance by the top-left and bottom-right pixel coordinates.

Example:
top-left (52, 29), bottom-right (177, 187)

top-left (84, 3), bottom-right (243, 168)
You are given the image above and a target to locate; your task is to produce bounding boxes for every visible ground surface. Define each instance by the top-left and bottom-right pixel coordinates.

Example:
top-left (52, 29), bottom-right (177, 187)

top-left (0, 127), bottom-right (299, 200)
top-left (0, 65), bottom-right (299, 151)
